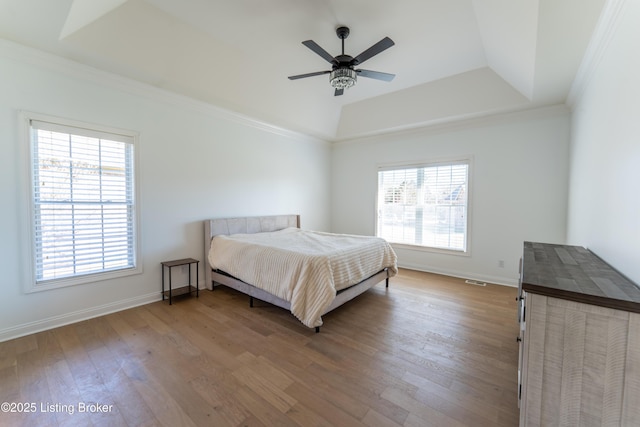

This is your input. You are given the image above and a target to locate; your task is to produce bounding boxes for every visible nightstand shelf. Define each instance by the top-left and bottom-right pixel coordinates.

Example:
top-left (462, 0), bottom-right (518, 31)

top-left (161, 258), bottom-right (199, 305)
top-left (162, 285), bottom-right (197, 298)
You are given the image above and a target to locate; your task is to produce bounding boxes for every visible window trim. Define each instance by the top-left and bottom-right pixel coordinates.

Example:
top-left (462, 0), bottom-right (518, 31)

top-left (375, 157), bottom-right (473, 256)
top-left (20, 111), bottom-right (142, 293)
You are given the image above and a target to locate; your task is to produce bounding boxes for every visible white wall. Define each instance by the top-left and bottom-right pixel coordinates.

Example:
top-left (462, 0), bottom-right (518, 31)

top-left (567, 0), bottom-right (640, 284)
top-left (331, 107), bottom-right (571, 286)
top-left (0, 41), bottom-right (331, 341)
top-left (8, 0), bottom-right (639, 341)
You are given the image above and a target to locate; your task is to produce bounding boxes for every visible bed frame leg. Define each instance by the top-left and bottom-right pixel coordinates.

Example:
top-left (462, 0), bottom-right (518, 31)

top-left (250, 296), bottom-right (253, 307)
top-left (386, 277), bottom-right (389, 288)
top-left (315, 327), bottom-right (320, 333)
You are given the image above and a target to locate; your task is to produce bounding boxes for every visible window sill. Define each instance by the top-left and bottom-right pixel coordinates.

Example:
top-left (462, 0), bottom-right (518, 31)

top-left (389, 242), bottom-right (470, 257)
top-left (25, 265), bottom-right (143, 293)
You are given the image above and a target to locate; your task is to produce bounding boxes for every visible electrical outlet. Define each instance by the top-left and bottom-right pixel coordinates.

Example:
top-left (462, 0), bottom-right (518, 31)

top-left (498, 260), bottom-right (505, 268)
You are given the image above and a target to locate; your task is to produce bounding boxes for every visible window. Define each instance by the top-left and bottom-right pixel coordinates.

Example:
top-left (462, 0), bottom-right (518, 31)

top-left (377, 160), bottom-right (470, 253)
top-left (24, 113), bottom-right (140, 291)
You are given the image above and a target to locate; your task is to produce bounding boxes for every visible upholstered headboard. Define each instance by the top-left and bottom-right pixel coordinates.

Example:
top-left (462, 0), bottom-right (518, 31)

top-left (203, 214), bottom-right (300, 289)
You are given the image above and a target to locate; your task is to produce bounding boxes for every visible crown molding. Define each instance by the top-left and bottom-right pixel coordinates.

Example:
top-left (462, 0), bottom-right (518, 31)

top-left (0, 38), bottom-right (328, 146)
top-left (0, 35), bottom-right (581, 146)
top-left (566, 0), bottom-right (628, 108)
top-left (333, 103), bottom-right (571, 146)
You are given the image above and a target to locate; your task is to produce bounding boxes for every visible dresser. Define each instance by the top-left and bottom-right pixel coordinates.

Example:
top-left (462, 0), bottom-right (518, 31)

top-left (518, 242), bottom-right (640, 426)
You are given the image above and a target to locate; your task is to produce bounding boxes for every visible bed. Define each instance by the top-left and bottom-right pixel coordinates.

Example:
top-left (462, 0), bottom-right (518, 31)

top-left (203, 214), bottom-right (397, 332)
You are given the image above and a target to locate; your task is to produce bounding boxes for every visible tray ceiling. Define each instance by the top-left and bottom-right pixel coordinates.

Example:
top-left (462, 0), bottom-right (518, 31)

top-left (0, 0), bottom-right (605, 140)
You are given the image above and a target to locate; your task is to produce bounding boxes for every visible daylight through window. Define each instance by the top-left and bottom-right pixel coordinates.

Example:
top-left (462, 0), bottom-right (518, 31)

top-left (377, 161), bottom-right (469, 252)
top-left (29, 117), bottom-right (138, 286)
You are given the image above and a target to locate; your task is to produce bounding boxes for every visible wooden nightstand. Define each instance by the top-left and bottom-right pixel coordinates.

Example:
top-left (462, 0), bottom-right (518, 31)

top-left (161, 258), bottom-right (199, 304)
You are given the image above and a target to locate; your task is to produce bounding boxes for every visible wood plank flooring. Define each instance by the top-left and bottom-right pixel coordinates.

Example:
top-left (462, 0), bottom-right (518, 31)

top-left (0, 269), bottom-right (520, 426)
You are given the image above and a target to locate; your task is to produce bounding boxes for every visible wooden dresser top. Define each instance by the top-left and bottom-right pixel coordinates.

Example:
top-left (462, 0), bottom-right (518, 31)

top-left (522, 241), bottom-right (640, 313)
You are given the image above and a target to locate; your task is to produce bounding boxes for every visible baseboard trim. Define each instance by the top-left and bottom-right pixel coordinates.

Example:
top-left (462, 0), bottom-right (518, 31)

top-left (0, 292), bottom-right (161, 343)
top-left (398, 262), bottom-right (519, 288)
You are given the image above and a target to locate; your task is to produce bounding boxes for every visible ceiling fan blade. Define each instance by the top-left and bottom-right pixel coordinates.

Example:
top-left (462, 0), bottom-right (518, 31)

top-left (302, 40), bottom-right (336, 64)
top-left (352, 37), bottom-right (395, 65)
top-left (334, 88), bottom-right (344, 96)
top-left (288, 70), bottom-right (331, 80)
top-left (357, 69), bottom-right (395, 82)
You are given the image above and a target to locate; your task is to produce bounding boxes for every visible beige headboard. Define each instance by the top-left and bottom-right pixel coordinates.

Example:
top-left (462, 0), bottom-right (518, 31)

top-left (203, 214), bottom-right (300, 289)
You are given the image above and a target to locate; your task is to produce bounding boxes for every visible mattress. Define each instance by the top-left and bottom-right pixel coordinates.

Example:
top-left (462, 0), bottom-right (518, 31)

top-left (208, 227), bottom-right (397, 327)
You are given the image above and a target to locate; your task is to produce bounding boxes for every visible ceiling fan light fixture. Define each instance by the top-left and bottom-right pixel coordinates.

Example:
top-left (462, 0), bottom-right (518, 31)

top-left (289, 27), bottom-right (394, 96)
top-left (330, 67), bottom-right (357, 89)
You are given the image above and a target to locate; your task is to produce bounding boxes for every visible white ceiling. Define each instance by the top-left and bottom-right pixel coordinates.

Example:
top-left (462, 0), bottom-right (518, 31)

top-left (0, 0), bottom-right (605, 140)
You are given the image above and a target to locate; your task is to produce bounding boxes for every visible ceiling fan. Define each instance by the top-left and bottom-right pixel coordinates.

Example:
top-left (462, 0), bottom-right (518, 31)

top-left (288, 26), bottom-right (395, 96)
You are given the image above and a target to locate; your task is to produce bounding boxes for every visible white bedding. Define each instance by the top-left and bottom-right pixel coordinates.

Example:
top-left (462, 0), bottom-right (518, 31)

top-left (208, 227), bottom-right (397, 328)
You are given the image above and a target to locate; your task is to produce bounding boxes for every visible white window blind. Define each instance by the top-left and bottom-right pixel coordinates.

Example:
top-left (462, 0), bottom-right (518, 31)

top-left (29, 118), bottom-right (137, 285)
top-left (377, 161), bottom-right (469, 252)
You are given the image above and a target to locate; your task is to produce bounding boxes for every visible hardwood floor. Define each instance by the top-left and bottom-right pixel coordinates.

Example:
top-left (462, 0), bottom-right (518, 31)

top-left (0, 269), bottom-right (520, 426)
